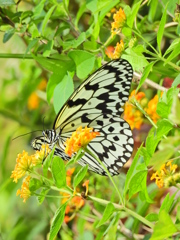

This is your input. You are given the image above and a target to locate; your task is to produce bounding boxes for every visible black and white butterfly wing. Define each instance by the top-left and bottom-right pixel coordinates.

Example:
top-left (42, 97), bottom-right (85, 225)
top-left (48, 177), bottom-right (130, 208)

top-left (32, 59), bottom-right (134, 176)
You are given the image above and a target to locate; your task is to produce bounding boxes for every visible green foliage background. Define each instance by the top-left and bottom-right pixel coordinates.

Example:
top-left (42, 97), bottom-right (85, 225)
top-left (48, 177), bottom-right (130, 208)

top-left (0, 0), bottom-right (180, 239)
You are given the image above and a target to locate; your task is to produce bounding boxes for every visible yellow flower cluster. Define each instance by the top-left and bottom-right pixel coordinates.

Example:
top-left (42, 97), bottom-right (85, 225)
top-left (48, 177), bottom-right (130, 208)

top-left (11, 144), bottom-right (51, 183)
top-left (65, 126), bottom-right (100, 157)
top-left (11, 144), bottom-right (51, 202)
top-left (151, 160), bottom-right (179, 188)
top-left (111, 8), bottom-right (126, 36)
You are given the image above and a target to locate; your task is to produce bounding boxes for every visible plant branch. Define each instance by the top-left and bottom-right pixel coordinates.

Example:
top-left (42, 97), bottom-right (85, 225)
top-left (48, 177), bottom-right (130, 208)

top-left (133, 71), bottom-right (180, 98)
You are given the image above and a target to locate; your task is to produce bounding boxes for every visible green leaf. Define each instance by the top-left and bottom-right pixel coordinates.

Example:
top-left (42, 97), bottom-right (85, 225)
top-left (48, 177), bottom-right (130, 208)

top-left (41, 5), bottom-right (56, 35)
top-left (53, 73), bottom-right (74, 114)
top-left (169, 96), bottom-right (180, 124)
top-left (126, 1), bottom-right (142, 28)
top-left (86, 0), bottom-right (98, 12)
top-left (32, 54), bottom-right (74, 73)
top-left (159, 193), bottom-right (176, 214)
top-left (172, 73), bottom-right (180, 87)
top-left (103, 212), bottom-right (121, 236)
top-left (75, 3), bottom-right (86, 28)
top-left (163, 38), bottom-right (180, 57)
top-left (33, 0), bottom-right (46, 20)
top-left (156, 119), bottom-right (173, 138)
top-left (43, 147), bottom-right (55, 177)
top-left (25, 39), bottom-right (38, 55)
top-left (73, 165), bottom-right (88, 188)
top-left (29, 178), bottom-right (42, 192)
top-left (32, 56), bottom-right (75, 103)
top-left (98, 0), bottom-right (119, 23)
top-left (28, 23), bottom-right (39, 38)
top-left (137, 61), bottom-right (155, 91)
top-left (3, 28), bottom-right (15, 43)
top-left (96, 203), bottom-right (115, 228)
top-left (123, 48), bottom-right (148, 72)
top-left (151, 210), bottom-right (177, 240)
top-left (0, 0), bottom-right (15, 6)
top-left (63, 32), bottom-right (86, 51)
top-left (157, 88), bottom-right (179, 118)
top-left (145, 213), bottom-right (159, 222)
top-left (165, 41), bottom-right (180, 64)
top-left (128, 170), bottom-right (152, 202)
top-left (157, 4), bottom-right (168, 55)
top-left (92, 20), bottom-right (100, 40)
top-left (68, 50), bottom-right (95, 79)
top-left (148, 0), bottom-right (159, 22)
top-left (49, 203), bottom-right (67, 240)
top-left (43, 40), bottom-right (54, 57)
top-left (143, 120), bottom-right (173, 165)
top-left (37, 188), bottom-right (49, 204)
top-left (65, 148), bottom-right (85, 168)
top-left (51, 156), bottom-right (66, 188)
top-left (149, 147), bottom-right (174, 170)
top-left (124, 144), bottom-right (143, 196)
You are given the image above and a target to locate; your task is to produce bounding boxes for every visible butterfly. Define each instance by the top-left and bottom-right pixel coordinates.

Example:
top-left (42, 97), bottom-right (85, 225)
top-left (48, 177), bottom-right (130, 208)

top-left (31, 59), bottom-right (134, 176)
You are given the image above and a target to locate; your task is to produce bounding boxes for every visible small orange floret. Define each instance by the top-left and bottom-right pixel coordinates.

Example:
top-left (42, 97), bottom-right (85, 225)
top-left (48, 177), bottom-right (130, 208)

top-left (105, 46), bottom-right (115, 59)
top-left (27, 92), bottom-right (39, 110)
top-left (145, 95), bottom-right (160, 123)
top-left (16, 176), bottom-right (31, 202)
top-left (65, 126), bottom-right (100, 157)
top-left (82, 180), bottom-right (89, 196)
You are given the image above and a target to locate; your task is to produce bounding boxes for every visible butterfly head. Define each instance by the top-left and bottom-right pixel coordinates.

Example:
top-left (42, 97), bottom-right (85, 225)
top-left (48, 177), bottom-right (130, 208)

top-left (42, 129), bottom-right (59, 143)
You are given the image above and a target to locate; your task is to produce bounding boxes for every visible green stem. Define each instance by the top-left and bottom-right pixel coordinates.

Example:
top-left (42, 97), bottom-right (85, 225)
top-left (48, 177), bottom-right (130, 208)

top-left (85, 147), bottom-right (124, 205)
top-left (0, 53), bottom-right (33, 59)
top-left (50, 186), bottom-right (73, 195)
top-left (88, 195), bottom-right (154, 228)
top-left (131, 27), bottom-right (159, 55)
top-left (130, 98), bottom-right (158, 129)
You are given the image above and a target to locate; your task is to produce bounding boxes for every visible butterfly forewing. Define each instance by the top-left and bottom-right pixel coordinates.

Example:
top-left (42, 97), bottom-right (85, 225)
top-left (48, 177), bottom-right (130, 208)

top-left (53, 59), bottom-right (133, 133)
top-left (32, 59), bottom-right (134, 176)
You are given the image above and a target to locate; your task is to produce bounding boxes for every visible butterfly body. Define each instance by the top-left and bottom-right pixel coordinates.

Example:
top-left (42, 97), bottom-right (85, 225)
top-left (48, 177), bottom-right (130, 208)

top-left (31, 59), bottom-right (134, 176)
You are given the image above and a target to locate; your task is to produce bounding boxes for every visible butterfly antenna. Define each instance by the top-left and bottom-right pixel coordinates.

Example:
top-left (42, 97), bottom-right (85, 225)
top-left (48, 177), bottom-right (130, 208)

top-left (12, 130), bottom-right (42, 141)
top-left (43, 116), bottom-right (46, 131)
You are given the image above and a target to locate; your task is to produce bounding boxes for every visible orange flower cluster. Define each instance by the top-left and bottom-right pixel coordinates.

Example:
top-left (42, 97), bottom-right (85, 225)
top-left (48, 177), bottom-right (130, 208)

top-left (65, 126), bottom-right (100, 157)
top-left (151, 161), bottom-right (179, 188)
top-left (27, 79), bottom-right (47, 110)
top-left (61, 168), bottom-right (89, 223)
top-left (16, 176), bottom-right (31, 203)
top-left (11, 144), bottom-right (51, 202)
top-left (124, 90), bottom-right (161, 130)
top-left (124, 90), bottom-right (146, 130)
top-left (145, 95), bottom-right (160, 123)
top-left (106, 40), bottom-right (124, 59)
top-left (111, 8), bottom-right (126, 36)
